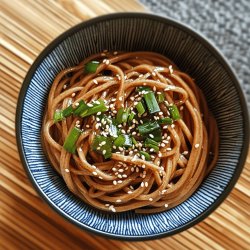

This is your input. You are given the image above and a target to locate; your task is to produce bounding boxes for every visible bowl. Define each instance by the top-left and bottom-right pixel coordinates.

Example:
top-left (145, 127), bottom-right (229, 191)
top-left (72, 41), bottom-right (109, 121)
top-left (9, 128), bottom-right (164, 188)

top-left (16, 13), bottom-right (249, 240)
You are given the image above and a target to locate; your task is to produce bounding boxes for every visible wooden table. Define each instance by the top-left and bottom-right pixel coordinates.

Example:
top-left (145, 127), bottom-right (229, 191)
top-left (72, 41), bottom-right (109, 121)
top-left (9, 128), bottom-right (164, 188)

top-left (1, 1), bottom-right (249, 249)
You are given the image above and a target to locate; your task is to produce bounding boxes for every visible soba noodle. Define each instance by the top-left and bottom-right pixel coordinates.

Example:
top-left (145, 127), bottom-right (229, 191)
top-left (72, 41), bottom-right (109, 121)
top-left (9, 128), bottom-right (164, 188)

top-left (42, 51), bottom-right (219, 213)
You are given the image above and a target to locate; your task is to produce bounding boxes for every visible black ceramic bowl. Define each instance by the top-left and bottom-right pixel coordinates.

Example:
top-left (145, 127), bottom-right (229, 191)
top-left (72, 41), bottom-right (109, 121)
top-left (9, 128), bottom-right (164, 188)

top-left (16, 13), bottom-right (249, 240)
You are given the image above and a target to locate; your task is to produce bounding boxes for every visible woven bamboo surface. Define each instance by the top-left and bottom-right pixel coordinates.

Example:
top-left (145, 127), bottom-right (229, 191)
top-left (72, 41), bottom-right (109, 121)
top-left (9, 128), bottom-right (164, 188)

top-left (1, 0), bottom-right (249, 249)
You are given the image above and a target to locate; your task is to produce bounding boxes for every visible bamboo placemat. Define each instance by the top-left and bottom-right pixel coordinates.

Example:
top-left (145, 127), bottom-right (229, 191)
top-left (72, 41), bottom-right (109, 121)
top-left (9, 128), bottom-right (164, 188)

top-left (1, 1), bottom-right (249, 249)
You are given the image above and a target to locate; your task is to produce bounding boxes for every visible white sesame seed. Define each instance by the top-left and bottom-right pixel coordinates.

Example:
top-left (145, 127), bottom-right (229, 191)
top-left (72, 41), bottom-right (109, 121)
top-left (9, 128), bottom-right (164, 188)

top-left (87, 103), bottom-right (93, 107)
top-left (166, 148), bottom-right (172, 151)
top-left (105, 204), bottom-right (110, 207)
top-left (92, 171), bottom-right (97, 176)
top-left (116, 199), bottom-right (122, 203)
top-left (79, 147), bottom-right (82, 152)
top-left (118, 174), bottom-right (122, 178)
top-left (141, 182), bottom-right (144, 187)
top-left (136, 167), bottom-right (139, 173)
top-left (113, 51), bottom-right (118, 55)
top-left (63, 84), bottom-right (67, 89)
top-left (113, 180), bottom-right (117, 185)
top-left (163, 125), bottom-right (168, 129)
top-left (131, 167), bottom-right (135, 172)
top-left (122, 174), bottom-right (127, 178)
top-left (195, 143), bottom-right (200, 148)
top-left (97, 111), bottom-right (102, 116)
top-left (71, 93), bottom-right (75, 97)
top-left (119, 96), bottom-right (123, 101)
top-left (149, 198), bottom-right (153, 201)
top-left (161, 143), bottom-right (165, 147)
top-left (153, 86), bottom-right (157, 91)
top-left (169, 65), bottom-right (173, 74)
top-left (182, 151), bottom-right (189, 155)
top-left (145, 182), bottom-right (148, 187)
top-left (180, 106), bottom-right (184, 110)
top-left (117, 180), bottom-right (122, 184)
top-left (149, 134), bottom-right (154, 138)
top-left (171, 124), bottom-right (175, 128)
top-left (152, 72), bottom-right (156, 76)
top-left (158, 152), bottom-right (162, 157)
top-left (164, 204), bottom-right (169, 208)
top-left (128, 190), bottom-right (133, 194)
top-left (111, 207), bottom-right (116, 212)
top-left (99, 176), bottom-right (103, 179)
top-left (65, 168), bottom-right (69, 173)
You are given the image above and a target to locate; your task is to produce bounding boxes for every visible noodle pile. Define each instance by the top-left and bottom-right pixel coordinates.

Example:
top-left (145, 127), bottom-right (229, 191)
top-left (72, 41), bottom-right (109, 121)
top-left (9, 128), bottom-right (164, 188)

top-left (42, 51), bottom-right (219, 213)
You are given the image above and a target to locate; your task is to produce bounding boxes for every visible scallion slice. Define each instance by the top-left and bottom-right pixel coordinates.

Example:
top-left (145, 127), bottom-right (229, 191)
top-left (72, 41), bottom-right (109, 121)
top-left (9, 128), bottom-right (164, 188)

top-left (138, 121), bottom-right (160, 135)
top-left (143, 92), bottom-right (160, 114)
top-left (139, 151), bottom-right (151, 161)
top-left (157, 92), bottom-right (165, 103)
top-left (168, 104), bottom-right (180, 120)
top-left (53, 110), bottom-right (64, 123)
top-left (85, 61), bottom-right (100, 73)
top-left (158, 117), bottom-right (173, 125)
top-left (145, 138), bottom-right (159, 152)
top-left (91, 135), bottom-right (112, 159)
top-left (136, 101), bottom-right (145, 115)
top-left (63, 127), bottom-right (82, 154)
top-left (80, 99), bottom-right (107, 118)
top-left (114, 134), bottom-right (132, 148)
top-left (74, 100), bottom-right (88, 116)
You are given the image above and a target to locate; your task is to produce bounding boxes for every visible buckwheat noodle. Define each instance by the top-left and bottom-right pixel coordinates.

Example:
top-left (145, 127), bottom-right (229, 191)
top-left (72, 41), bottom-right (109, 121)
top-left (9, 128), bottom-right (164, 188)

top-left (42, 51), bottom-right (219, 213)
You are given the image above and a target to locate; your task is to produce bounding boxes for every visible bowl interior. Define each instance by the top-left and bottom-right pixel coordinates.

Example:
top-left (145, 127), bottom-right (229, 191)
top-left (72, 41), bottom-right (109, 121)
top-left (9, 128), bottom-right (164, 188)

top-left (18, 13), bottom-right (248, 239)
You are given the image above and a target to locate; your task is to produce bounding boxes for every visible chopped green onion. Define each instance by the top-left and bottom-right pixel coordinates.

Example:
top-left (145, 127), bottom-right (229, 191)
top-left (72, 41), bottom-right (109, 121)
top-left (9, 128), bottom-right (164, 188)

top-left (137, 86), bottom-right (152, 93)
top-left (143, 92), bottom-right (160, 114)
top-left (150, 129), bottom-right (162, 142)
top-left (157, 92), bottom-right (165, 103)
top-left (114, 134), bottom-right (132, 148)
top-left (62, 105), bottom-right (74, 117)
top-left (158, 117), bottom-right (173, 125)
top-left (136, 101), bottom-right (145, 115)
top-left (53, 105), bottom-right (74, 123)
top-left (85, 61), bottom-right (100, 73)
top-left (80, 99), bottom-right (107, 118)
top-left (131, 136), bottom-right (137, 145)
top-left (53, 110), bottom-right (64, 122)
top-left (122, 109), bottom-right (130, 123)
top-left (63, 127), bottom-right (82, 154)
top-left (128, 112), bottom-right (135, 123)
top-left (145, 138), bottom-right (159, 152)
top-left (91, 135), bottom-right (112, 159)
top-left (116, 108), bottom-right (124, 124)
top-left (168, 104), bottom-right (180, 121)
top-left (139, 151), bottom-right (151, 161)
top-left (74, 100), bottom-right (88, 116)
top-left (138, 121), bottom-right (160, 135)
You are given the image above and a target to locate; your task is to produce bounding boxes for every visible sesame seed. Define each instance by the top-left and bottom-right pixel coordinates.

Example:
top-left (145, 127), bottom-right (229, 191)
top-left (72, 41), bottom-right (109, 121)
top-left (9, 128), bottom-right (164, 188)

top-left (182, 151), bottom-right (189, 155)
top-left (65, 168), bottom-right (69, 173)
top-left (152, 72), bottom-right (156, 76)
top-left (116, 199), bottom-right (122, 203)
top-left (93, 79), bottom-right (98, 85)
top-left (113, 51), bottom-right (118, 55)
top-left (158, 111), bottom-right (163, 116)
top-left (158, 152), bottom-right (162, 157)
top-left (149, 134), bottom-right (154, 138)
top-left (149, 198), bottom-right (153, 201)
top-left (131, 167), bottom-right (135, 172)
top-left (119, 96), bottom-right (123, 101)
top-left (63, 84), bottom-right (67, 89)
top-left (105, 204), bottom-right (110, 207)
top-left (169, 65), bottom-right (173, 74)
top-left (166, 148), bottom-right (172, 151)
top-left (162, 189), bottom-right (167, 194)
top-left (113, 180), bottom-right (117, 185)
top-left (99, 176), bottom-right (103, 179)
top-left (92, 171), bottom-right (97, 176)
top-left (118, 169), bottom-right (124, 173)
top-left (171, 124), bottom-right (175, 128)
top-left (149, 148), bottom-right (154, 152)
top-left (97, 111), bottom-right (102, 116)
top-left (153, 86), bottom-right (156, 91)
top-left (118, 180), bottom-right (122, 184)
top-left (195, 143), bottom-right (200, 148)
top-left (71, 93), bottom-right (75, 97)
top-left (128, 190), bottom-right (133, 194)
top-left (122, 174), bottom-right (127, 178)
top-left (111, 207), bottom-right (116, 212)
top-left (161, 143), bottom-right (165, 147)
top-left (145, 182), bottom-right (148, 187)
top-left (142, 164), bottom-right (145, 169)
top-left (118, 174), bottom-right (122, 178)
top-left (164, 204), bottom-right (169, 208)
top-left (87, 103), bottom-right (93, 107)
top-left (141, 182), bottom-right (144, 187)
top-left (136, 167), bottom-right (139, 173)
top-left (163, 125), bottom-right (168, 129)
top-left (180, 106), bottom-right (184, 110)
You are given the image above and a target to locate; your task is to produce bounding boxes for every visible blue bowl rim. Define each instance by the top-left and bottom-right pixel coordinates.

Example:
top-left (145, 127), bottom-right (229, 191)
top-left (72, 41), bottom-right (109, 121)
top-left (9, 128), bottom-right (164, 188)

top-left (16, 12), bottom-right (249, 241)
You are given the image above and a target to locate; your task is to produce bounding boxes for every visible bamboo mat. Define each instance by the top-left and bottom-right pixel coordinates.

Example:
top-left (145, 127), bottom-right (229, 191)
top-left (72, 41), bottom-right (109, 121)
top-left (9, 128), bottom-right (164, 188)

top-left (1, 0), bottom-right (249, 249)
